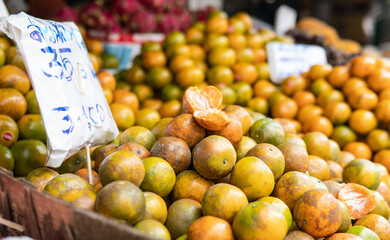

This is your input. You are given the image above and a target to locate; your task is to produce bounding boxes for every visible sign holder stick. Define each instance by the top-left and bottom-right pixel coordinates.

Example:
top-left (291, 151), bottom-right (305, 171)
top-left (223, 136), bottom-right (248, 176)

top-left (85, 144), bottom-right (93, 185)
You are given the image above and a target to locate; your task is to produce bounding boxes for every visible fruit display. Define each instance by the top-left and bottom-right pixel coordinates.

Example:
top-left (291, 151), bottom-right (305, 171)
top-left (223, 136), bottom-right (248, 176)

top-left (2, 9), bottom-right (390, 240)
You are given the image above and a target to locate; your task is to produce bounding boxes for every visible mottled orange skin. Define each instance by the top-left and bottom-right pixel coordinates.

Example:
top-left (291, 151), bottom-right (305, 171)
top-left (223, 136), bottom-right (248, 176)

top-left (95, 180), bottom-right (145, 225)
top-left (342, 158), bottom-right (380, 190)
top-left (273, 171), bottom-right (316, 211)
top-left (354, 214), bottom-right (390, 240)
top-left (302, 131), bottom-right (330, 160)
top-left (150, 136), bottom-right (191, 174)
top-left (94, 144), bottom-right (118, 171)
top-left (134, 219), bottom-right (171, 240)
top-left (0, 88), bottom-right (27, 121)
top-left (60, 189), bottom-right (96, 210)
top-left (187, 216), bottom-right (234, 240)
top-left (116, 142), bottom-right (150, 160)
top-left (151, 118), bottom-right (173, 140)
top-left (336, 151), bottom-right (355, 168)
top-left (202, 183), bottom-right (248, 223)
top-left (25, 167), bottom-right (59, 192)
top-left (208, 113), bottom-right (243, 149)
top-left (324, 180), bottom-right (343, 199)
top-left (325, 233), bottom-right (363, 240)
top-left (294, 189), bottom-right (342, 238)
top-left (223, 105), bottom-right (252, 135)
top-left (376, 181), bottom-right (390, 206)
top-left (163, 114), bottom-right (205, 148)
top-left (74, 168), bottom-right (100, 186)
top-left (98, 150), bottom-right (145, 187)
top-left (328, 161), bottom-right (343, 179)
top-left (307, 155), bottom-right (331, 181)
top-left (142, 191), bottom-right (167, 224)
top-left (0, 65), bottom-right (31, 95)
top-left (278, 142), bottom-right (309, 173)
top-left (284, 231), bottom-right (314, 240)
top-left (192, 135), bottom-right (236, 180)
top-left (119, 126), bottom-right (156, 151)
top-left (166, 199), bottom-right (203, 239)
top-left (172, 170), bottom-right (213, 203)
top-left (44, 173), bottom-right (92, 197)
top-left (337, 200), bottom-right (352, 233)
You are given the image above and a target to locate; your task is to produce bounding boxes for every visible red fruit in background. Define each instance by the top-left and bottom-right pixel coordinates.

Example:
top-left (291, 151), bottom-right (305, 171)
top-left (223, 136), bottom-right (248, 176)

top-left (157, 13), bottom-right (181, 33)
top-left (142, 0), bottom-right (167, 13)
top-left (128, 10), bottom-right (157, 33)
top-left (196, 6), bottom-right (218, 22)
top-left (55, 6), bottom-right (79, 22)
top-left (170, 8), bottom-right (192, 31)
top-left (111, 0), bottom-right (143, 15)
top-left (79, 3), bottom-right (120, 30)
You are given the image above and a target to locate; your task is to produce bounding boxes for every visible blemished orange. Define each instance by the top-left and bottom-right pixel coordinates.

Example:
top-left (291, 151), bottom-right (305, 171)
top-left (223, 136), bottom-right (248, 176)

top-left (343, 142), bottom-right (372, 160)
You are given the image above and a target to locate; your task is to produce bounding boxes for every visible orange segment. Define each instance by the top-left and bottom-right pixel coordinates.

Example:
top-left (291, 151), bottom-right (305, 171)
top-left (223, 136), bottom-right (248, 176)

top-left (193, 109), bottom-right (232, 131)
top-left (338, 183), bottom-right (376, 219)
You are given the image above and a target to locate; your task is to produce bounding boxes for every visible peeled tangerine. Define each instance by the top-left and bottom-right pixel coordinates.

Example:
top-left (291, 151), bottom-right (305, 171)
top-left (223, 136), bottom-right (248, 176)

top-left (183, 86), bottom-right (231, 131)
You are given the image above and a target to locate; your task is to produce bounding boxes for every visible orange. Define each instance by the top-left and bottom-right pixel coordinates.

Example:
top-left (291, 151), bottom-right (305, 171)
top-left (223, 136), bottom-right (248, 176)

top-left (231, 82), bottom-right (253, 106)
top-left (151, 117), bottom-right (173, 140)
top-left (281, 76), bottom-right (306, 96)
top-left (273, 171), bottom-right (317, 211)
top-left (292, 90), bottom-right (316, 107)
top-left (257, 196), bottom-right (292, 230)
top-left (332, 125), bottom-right (357, 149)
top-left (119, 126), bottom-right (156, 151)
top-left (206, 17), bottom-right (229, 34)
top-left (366, 129), bottom-right (390, 152)
top-left (302, 131), bottom-right (330, 160)
top-left (146, 67), bottom-right (172, 89)
top-left (124, 65), bottom-right (145, 84)
top-left (0, 65), bottom-right (31, 95)
top-left (166, 198), bottom-right (203, 239)
top-left (85, 38), bottom-right (104, 55)
top-left (236, 136), bottom-right (257, 160)
top-left (172, 170), bottom-right (212, 203)
top-left (328, 65), bottom-right (350, 88)
top-left (141, 157), bottom-right (176, 197)
top-left (343, 142), bottom-right (372, 160)
top-left (142, 50), bottom-right (167, 69)
top-left (337, 200), bottom-right (352, 233)
top-left (297, 104), bottom-right (323, 124)
top-left (373, 150), bottom-right (390, 173)
top-left (135, 108), bottom-right (161, 130)
top-left (249, 117), bottom-right (285, 146)
top-left (113, 89), bottom-right (139, 114)
top-left (11, 139), bottom-right (46, 177)
top-left (228, 17), bottom-right (246, 34)
top-left (203, 33), bottom-right (229, 51)
top-left (285, 231), bottom-right (316, 239)
top-left (346, 226), bottom-right (380, 240)
top-left (375, 99), bottom-right (390, 124)
top-left (187, 216), bottom-right (234, 240)
top-left (369, 190), bottom-right (390, 219)
top-left (252, 47), bottom-right (267, 63)
top-left (202, 183), bottom-right (248, 223)
top-left (60, 189), bottom-right (96, 210)
top-left (235, 48), bottom-right (254, 63)
top-left (336, 151), bottom-right (356, 168)
top-left (303, 115), bottom-right (333, 137)
top-left (176, 66), bottom-right (205, 88)
top-left (308, 155), bottom-right (331, 181)
top-left (95, 180), bottom-right (145, 225)
top-left (74, 168), bottom-right (99, 186)
top-left (94, 144), bottom-right (117, 171)
top-left (97, 71), bottom-right (116, 91)
top-left (207, 65), bottom-right (234, 85)
top-left (329, 139), bottom-right (341, 161)
top-left (247, 97), bottom-right (268, 115)
top-left (159, 100), bottom-right (182, 118)
top-left (0, 88), bottom-right (27, 121)
top-left (350, 55), bottom-right (377, 78)
top-left (232, 201), bottom-right (288, 240)
top-left (25, 167), bottom-right (59, 192)
top-left (255, 62), bottom-right (270, 80)
top-left (348, 87), bottom-right (378, 110)
top-left (338, 183), bottom-right (376, 219)
top-left (142, 191), bottom-right (168, 224)
top-left (141, 99), bottom-right (163, 111)
top-left (185, 27), bottom-right (204, 45)
top-left (0, 144), bottom-right (14, 171)
top-left (294, 189), bottom-right (342, 238)
top-left (274, 118), bottom-right (297, 135)
top-left (271, 98), bottom-right (298, 119)
top-left (0, 114), bottom-right (19, 147)
top-left (367, 68), bottom-right (390, 92)
top-left (110, 103), bottom-right (135, 131)
top-left (223, 105), bottom-right (252, 135)
top-left (102, 88), bottom-right (113, 104)
top-left (25, 90), bottom-right (40, 114)
top-left (88, 52), bottom-right (100, 72)
top-left (233, 12), bottom-right (252, 31)
top-left (161, 84), bottom-right (183, 102)
top-left (17, 114), bottom-right (46, 143)
top-left (342, 158), bottom-right (380, 190)
top-left (349, 110), bottom-right (377, 135)
top-left (44, 173), bottom-right (91, 197)
top-left (311, 78), bottom-right (333, 96)
top-left (317, 89), bottom-right (344, 108)
top-left (98, 150), bottom-right (145, 187)
top-left (166, 44), bottom-right (191, 59)
top-left (342, 77), bottom-right (367, 97)
top-left (134, 219), bottom-right (170, 240)
top-left (207, 48), bottom-right (236, 66)
top-left (354, 214), bottom-right (390, 240)
top-left (278, 142), bottom-right (309, 173)
top-left (246, 33), bottom-right (263, 49)
top-left (230, 156), bottom-right (274, 201)
top-left (379, 88), bottom-right (390, 100)
top-left (324, 102), bottom-right (351, 125)
top-left (232, 62), bottom-right (258, 84)
top-left (308, 64), bottom-right (333, 80)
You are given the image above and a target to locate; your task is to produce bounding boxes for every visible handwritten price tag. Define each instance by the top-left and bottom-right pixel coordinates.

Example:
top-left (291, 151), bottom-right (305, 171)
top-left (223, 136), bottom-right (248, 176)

top-left (266, 42), bottom-right (328, 84)
top-left (0, 12), bottom-right (119, 167)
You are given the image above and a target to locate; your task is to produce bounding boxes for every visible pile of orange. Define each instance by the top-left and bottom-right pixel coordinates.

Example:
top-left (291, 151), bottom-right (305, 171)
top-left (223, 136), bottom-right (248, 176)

top-left (1, 9), bottom-right (390, 240)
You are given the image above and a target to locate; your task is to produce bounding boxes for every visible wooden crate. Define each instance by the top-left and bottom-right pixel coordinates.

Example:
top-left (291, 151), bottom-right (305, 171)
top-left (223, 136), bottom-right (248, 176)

top-left (0, 168), bottom-right (153, 240)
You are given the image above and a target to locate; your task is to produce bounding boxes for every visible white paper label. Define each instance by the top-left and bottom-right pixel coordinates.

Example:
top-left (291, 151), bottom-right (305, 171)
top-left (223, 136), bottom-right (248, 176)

top-left (0, 0), bottom-right (8, 17)
top-left (274, 4), bottom-right (297, 36)
top-left (266, 42), bottom-right (328, 84)
top-left (0, 12), bottom-right (119, 167)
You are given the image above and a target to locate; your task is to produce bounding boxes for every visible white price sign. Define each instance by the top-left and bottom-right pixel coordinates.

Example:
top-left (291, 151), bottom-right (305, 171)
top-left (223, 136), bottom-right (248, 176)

top-left (0, 12), bottom-right (119, 168)
top-left (266, 42), bottom-right (328, 84)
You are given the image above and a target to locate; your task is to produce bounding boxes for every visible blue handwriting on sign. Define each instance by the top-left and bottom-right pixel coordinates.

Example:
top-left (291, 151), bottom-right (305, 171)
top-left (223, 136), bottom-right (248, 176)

top-left (41, 46), bottom-right (73, 81)
top-left (53, 104), bottom-right (105, 135)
